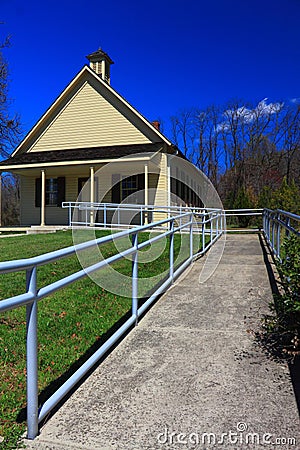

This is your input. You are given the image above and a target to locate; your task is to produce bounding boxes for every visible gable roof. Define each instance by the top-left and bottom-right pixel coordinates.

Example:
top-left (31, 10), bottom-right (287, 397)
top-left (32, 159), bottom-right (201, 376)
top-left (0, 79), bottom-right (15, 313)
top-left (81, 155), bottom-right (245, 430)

top-left (11, 65), bottom-right (172, 157)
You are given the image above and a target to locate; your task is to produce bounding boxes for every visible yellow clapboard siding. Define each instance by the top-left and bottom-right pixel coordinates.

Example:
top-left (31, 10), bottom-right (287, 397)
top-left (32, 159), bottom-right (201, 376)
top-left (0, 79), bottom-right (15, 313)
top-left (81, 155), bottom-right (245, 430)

top-left (20, 177), bottom-right (40, 225)
top-left (66, 177), bottom-right (78, 201)
top-left (29, 82), bottom-right (151, 152)
top-left (152, 153), bottom-right (168, 222)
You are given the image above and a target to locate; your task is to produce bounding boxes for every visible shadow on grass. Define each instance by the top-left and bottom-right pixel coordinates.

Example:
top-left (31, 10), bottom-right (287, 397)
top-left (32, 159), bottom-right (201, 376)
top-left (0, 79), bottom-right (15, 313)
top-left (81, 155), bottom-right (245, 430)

top-left (258, 233), bottom-right (300, 416)
top-left (16, 308), bottom-right (133, 429)
top-left (15, 277), bottom-right (170, 432)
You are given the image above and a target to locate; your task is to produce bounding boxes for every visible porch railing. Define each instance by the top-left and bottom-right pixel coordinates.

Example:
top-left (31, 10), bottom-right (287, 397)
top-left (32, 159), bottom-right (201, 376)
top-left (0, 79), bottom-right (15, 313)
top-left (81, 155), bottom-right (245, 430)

top-left (0, 209), bottom-right (224, 440)
top-left (62, 201), bottom-right (224, 231)
top-left (263, 208), bottom-right (300, 260)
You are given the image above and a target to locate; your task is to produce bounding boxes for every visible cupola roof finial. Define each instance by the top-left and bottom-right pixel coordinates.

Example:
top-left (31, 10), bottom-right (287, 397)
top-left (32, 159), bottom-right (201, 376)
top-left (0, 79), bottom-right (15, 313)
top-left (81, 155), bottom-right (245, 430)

top-left (86, 49), bottom-right (114, 84)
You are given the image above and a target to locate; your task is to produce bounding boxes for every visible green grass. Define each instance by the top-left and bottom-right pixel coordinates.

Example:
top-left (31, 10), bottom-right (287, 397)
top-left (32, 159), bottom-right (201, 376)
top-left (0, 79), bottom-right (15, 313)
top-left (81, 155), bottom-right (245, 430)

top-left (0, 229), bottom-right (204, 449)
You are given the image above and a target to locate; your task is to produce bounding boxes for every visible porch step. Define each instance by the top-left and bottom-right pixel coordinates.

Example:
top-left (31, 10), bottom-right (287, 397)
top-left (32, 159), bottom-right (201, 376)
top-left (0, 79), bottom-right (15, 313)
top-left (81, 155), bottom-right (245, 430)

top-left (26, 226), bottom-right (69, 235)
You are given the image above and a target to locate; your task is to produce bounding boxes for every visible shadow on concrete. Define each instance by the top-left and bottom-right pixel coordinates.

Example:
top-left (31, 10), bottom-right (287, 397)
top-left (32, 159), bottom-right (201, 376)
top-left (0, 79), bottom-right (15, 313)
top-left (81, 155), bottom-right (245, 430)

top-left (258, 233), bottom-right (300, 417)
top-left (258, 233), bottom-right (280, 297)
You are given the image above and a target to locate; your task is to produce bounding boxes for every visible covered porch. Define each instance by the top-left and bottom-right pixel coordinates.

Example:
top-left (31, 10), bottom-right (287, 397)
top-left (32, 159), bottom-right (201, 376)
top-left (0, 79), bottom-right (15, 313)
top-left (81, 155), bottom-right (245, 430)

top-left (0, 145), bottom-right (168, 227)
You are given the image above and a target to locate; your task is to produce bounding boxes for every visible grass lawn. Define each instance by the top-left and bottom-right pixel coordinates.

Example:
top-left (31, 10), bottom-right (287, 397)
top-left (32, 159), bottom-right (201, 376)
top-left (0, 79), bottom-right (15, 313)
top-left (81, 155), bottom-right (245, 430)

top-left (0, 229), bottom-right (203, 449)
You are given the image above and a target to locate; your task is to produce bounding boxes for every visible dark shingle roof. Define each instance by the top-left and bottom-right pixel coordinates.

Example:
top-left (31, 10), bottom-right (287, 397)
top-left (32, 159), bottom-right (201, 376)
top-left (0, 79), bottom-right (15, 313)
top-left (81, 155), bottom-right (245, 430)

top-left (86, 49), bottom-right (114, 65)
top-left (0, 143), bottom-right (165, 166)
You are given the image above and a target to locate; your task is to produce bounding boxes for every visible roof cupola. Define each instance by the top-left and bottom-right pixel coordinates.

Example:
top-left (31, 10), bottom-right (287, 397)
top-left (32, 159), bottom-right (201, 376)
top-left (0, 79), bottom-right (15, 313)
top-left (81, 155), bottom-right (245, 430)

top-left (86, 49), bottom-right (114, 84)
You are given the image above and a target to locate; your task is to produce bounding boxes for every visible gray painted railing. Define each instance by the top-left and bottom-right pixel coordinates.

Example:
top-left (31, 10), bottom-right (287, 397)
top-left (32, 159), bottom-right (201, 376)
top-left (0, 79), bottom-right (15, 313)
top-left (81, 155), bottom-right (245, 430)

top-left (224, 208), bottom-right (263, 232)
top-left (62, 201), bottom-right (223, 230)
top-left (263, 208), bottom-right (300, 260)
top-left (0, 209), bottom-right (224, 440)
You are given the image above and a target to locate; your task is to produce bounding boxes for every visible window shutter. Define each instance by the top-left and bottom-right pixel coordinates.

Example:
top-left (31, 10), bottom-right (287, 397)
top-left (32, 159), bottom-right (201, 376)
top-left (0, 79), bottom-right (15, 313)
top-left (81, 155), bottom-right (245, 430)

top-left (111, 174), bottom-right (121, 204)
top-left (137, 173), bottom-right (145, 190)
top-left (137, 173), bottom-right (145, 204)
top-left (35, 178), bottom-right (41, 207)
top-left (171, 177), bottom-right (176, 194)
top-left (57, 177), bottom-right (65, 206)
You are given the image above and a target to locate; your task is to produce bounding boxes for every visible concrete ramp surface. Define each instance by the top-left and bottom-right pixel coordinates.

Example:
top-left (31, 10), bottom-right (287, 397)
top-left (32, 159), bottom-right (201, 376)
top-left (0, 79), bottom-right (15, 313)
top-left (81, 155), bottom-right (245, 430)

top-left (24, 234), bottom-right (300, 449)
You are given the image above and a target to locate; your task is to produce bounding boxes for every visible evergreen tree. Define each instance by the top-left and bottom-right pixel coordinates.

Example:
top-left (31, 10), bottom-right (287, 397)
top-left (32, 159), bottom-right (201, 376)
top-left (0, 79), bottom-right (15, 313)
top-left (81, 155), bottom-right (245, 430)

top-left (270, 177), bottom-right (300, 214)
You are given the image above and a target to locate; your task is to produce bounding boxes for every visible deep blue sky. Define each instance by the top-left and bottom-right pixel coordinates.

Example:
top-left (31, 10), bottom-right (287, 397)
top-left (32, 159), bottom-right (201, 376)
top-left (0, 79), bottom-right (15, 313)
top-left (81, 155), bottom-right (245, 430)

top-left (1, 0), bottom-right (300, 141)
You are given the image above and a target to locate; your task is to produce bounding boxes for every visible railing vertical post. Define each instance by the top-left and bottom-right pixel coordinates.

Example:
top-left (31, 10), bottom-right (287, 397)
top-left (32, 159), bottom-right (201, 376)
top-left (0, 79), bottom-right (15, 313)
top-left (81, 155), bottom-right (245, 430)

top-left (210, 213), bottom-right (213, 244)
top-left (169, 218), bottom-right (174, 281)
top-left (132, 232), bottom-right (138, 325)
top-left (189, 213), bottom-right (193, 260)
top-left (104, 204), bottom-right (107, 227)
top-left (220, 211), bottom-right (222, 234)
top-left (265, 210), bottom-right (267, 236)
top-left (265, 210), bottom-right (267, 238)
top-left (202, 213), bottom-right (206, 252)
top-left (286, 216), bottom-right (290, 238)
top-left (277, 211), bottom-right (281, 259)
top-left (26, 266), bottom-right (39, 440)
top-left (68, 204), bottom-right (72, 227)
top-left (221, 211), bottom-right (223, 235)
top-left (271, 213), bottom-right (275, 251)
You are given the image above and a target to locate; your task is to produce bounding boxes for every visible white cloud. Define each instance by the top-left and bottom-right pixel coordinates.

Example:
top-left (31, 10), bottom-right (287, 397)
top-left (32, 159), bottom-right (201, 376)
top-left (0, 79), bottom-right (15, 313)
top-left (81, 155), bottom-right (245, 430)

top-left (290, 97), bottom-right (300, 104)
top-left (216, 98), bottom-right (284, 132)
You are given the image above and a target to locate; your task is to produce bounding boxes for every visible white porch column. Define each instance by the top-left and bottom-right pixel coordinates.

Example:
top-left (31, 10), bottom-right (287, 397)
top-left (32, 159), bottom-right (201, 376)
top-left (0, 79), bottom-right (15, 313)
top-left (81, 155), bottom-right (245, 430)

top-left (41, 169), bottom-right (46, 226)
top-left (167, 157), bottom-right (171, 218)
top-left (90, 166), bottom-right (95, 226)
top-left (144, 164), bottom-right (148, 224)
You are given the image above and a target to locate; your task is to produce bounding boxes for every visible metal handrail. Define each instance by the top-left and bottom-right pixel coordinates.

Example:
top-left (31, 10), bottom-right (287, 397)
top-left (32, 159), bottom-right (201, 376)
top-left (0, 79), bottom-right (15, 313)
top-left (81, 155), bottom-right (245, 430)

top-left (224, 208), bottom-right (264, 216)
top-left (0, 209), bottom-right (224, 440)
top-left (263, 208), bottom-right (300, 259)
top-left (62, 201), bottom-right (223, 230)
top-left (222, 208), bottom-right (263, 233)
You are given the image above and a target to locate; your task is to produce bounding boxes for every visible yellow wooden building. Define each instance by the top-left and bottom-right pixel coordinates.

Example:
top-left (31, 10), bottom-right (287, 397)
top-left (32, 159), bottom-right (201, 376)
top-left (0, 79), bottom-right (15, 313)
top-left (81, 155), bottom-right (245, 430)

top-left (0, 49), bottom-right (203, 226)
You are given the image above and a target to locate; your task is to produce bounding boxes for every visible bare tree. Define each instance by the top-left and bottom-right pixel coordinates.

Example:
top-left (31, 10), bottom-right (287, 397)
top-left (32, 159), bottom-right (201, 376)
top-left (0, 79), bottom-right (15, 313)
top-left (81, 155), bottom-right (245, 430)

top-left (0, 33), bottom-right (22, 225)
top-left (205, 105), bottom-right (222, 187)
top-left (1, 173), bottom-right (20, 225)
top-left (169, 98), bottom-right (300, 209)
top-left (280, 105), bottom-right (300, 184)
top-left (170, 109), bottom-right (195, 159)
top-left (0, 35), bottom-right (21, 158)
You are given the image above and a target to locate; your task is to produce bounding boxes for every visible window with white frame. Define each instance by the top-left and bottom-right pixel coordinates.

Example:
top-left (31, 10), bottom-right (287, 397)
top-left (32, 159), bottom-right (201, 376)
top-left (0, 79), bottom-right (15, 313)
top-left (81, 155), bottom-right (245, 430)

top-left (45, 178), bottom-right (58, 206)
top-left (121, 175), bottom-right (138, 202)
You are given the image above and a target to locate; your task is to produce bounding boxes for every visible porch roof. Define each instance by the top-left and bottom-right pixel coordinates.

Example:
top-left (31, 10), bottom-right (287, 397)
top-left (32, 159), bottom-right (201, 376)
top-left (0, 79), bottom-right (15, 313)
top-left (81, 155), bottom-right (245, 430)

top-left (0, 143), bottom-right (174, 170)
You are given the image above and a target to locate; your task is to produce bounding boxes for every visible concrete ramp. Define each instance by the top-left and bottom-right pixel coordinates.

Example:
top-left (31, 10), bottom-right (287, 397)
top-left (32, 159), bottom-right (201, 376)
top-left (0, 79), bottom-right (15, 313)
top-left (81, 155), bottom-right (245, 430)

top-left (24, 234), bottom-right (300, 449)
